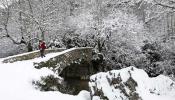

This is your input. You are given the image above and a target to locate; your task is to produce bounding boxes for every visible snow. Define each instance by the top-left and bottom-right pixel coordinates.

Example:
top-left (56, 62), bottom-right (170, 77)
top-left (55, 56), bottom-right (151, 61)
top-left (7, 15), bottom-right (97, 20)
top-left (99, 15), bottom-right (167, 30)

top-left (32, 47), bottom-right (92, 63)
top-left (1, 48), bottom-right (66, 62)
top-left (0, 50), bottom-right (40, 61)
top-left (0, 52), bottom-right (90, 100)
top-left (0, 50), bottom-right (175, 100)
top-left (34, 48), bottom-right (76, 63)
top-left (89, 67), bottom-right (175, 100)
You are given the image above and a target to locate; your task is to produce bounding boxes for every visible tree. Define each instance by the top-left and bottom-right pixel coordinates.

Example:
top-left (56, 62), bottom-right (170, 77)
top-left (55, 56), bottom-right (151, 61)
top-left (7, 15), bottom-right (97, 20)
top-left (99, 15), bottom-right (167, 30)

top-left (0, 0), bottom-right (26, 44)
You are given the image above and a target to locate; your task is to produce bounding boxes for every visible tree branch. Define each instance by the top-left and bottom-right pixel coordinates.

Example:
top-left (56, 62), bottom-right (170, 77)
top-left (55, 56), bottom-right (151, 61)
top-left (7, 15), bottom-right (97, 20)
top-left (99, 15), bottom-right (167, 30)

top-left (0, 33), bottom-right (26, 45)
top-left (154, 0), bottom-right (175, 9)
top-left (144, 10), bottom-right (172, 24)
top-left (0, 35), bottom-right (7, 39)
top-left (169, 1), bottom-right (175, 4)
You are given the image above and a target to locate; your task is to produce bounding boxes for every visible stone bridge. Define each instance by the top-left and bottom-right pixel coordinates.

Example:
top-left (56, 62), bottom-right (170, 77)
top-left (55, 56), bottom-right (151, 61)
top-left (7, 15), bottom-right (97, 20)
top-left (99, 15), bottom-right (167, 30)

top-left (34, 47), bottom-right (94, 79)
top-left (2, 47), bottom-right (94, 79)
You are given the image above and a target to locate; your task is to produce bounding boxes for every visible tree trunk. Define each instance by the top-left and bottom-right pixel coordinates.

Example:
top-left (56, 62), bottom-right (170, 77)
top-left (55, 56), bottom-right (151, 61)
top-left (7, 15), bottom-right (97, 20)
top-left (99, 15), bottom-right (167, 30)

top-left (19, 0), bottom-right (24, 38)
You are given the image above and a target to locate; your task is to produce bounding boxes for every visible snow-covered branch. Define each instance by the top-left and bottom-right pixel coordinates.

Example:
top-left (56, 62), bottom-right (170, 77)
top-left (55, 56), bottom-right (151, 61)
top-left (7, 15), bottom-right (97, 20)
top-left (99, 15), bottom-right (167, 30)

top-left (154, 0), bottom-right (175, 9)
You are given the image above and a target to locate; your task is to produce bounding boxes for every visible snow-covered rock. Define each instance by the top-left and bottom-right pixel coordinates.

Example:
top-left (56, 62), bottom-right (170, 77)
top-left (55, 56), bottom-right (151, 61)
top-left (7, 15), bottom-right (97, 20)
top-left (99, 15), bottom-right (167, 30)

top-left (89, 66), bottom-right (175, 100)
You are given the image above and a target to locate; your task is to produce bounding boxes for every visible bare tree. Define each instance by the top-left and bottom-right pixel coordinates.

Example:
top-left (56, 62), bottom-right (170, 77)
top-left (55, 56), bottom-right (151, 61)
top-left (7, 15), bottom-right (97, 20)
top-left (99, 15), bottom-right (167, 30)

top-left (0, 0), bottom-right (26, 44)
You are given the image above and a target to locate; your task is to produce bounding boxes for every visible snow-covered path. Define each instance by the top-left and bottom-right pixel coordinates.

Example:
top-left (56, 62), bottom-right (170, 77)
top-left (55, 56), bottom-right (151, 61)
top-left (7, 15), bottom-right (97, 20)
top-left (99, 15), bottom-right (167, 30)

top-left (0, 53), bottom-right (90, 100)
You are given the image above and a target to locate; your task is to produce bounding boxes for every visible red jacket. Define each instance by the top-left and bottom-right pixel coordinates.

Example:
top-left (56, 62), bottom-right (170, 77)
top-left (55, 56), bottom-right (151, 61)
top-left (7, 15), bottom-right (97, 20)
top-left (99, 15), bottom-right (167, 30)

top-left (39, 42), bottom-right (46, 50)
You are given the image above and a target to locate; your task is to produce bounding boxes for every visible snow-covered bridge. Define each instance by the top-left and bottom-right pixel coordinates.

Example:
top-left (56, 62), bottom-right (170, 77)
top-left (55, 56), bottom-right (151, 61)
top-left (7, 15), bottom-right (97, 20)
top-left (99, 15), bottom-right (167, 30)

top-left (34, 47), bottom-right (93, 79)
top-left (2, 47), bottom-right (94, 79)
top-left (2, 48), bottom-right (66, 63)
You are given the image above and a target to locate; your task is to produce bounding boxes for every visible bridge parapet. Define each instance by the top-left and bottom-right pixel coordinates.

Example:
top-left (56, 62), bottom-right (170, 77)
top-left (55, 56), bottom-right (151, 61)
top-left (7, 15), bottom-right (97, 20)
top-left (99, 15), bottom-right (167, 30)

top-left (34, 47), bottom-right (93, 76)
top-left (2, 48), bottom-right (66, 63)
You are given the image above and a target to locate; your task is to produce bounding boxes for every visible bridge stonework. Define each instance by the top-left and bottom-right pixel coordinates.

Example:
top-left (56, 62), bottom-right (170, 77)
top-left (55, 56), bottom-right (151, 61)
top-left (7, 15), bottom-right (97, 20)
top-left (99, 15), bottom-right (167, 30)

top-left (2, 48), bottom-right (66, 63)
top-left (34, 47), bottom-right (94, 79)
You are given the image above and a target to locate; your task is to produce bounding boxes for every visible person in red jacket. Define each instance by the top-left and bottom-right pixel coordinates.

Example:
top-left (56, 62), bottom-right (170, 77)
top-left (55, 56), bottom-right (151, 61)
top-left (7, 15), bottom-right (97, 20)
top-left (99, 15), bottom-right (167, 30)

top-left (39, 40), bottom-right (46, 58)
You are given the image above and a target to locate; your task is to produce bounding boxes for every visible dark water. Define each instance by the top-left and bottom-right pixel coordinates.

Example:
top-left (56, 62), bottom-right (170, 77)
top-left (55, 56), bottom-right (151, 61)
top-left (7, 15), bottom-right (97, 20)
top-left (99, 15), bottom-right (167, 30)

top-left (65, 78), bottom-right (89, 95)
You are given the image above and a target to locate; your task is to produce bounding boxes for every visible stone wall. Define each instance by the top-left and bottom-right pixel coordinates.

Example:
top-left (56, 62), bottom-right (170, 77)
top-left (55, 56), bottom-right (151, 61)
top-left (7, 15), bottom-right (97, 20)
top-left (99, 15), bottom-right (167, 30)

top-left (2, 48), bottom-right (66, 63)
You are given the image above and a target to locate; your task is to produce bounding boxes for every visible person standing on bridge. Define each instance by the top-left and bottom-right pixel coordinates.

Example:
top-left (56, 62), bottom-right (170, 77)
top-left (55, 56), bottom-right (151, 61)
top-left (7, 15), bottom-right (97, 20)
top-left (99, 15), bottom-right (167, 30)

top-left (39, 40), bottom-right (46, 58)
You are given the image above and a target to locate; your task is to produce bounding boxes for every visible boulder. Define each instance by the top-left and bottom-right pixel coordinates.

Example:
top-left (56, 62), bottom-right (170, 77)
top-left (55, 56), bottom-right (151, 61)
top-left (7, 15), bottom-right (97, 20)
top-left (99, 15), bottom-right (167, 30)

top-left (89, 67), bottom-right (175, 100)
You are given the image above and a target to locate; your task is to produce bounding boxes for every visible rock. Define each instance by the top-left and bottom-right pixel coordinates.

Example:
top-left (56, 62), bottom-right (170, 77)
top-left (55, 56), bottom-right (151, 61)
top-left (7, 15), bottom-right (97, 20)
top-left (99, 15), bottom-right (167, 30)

top-left (89, 67), bottom-right (175, 100)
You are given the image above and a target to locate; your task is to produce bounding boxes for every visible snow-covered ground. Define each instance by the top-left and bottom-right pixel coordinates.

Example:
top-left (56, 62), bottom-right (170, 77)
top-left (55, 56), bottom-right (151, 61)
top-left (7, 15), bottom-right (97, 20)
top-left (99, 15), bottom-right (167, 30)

top-left (0, 52), bottom-right (90, 100)
top-left (0, 51), bottom-right (175, 100)
top-left (89, 67), bottom-right (175, 100)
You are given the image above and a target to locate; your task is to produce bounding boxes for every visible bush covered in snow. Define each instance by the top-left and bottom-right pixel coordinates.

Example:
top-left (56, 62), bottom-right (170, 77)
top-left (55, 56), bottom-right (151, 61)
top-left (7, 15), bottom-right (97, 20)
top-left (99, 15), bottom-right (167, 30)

top-left (32, 75), bottom-right (75, 94)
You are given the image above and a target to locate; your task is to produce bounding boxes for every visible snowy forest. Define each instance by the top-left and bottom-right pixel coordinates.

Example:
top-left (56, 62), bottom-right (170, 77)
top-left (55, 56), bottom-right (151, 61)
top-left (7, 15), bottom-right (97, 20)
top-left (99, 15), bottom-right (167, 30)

top-left (0, 0), bottom-right (175, 100)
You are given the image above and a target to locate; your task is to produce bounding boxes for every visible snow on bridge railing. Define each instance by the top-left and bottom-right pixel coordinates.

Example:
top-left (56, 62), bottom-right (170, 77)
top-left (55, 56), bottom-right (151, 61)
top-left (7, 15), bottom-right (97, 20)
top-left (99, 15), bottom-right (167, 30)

top-left (2, 48), bottom-right (66, 63)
